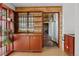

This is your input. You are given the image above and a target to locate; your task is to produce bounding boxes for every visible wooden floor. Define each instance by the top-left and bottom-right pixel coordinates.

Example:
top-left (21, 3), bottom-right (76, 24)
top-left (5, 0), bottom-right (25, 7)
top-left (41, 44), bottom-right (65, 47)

top-left (9, 47), bottom-right (67, 56)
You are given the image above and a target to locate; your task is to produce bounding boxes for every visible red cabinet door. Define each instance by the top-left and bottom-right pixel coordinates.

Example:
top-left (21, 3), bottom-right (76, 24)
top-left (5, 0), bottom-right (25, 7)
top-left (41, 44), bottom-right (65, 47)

top-left (14, 34), bottom-right (29, 51)
top-left (64, 35), bottom-right (69, 54)
top-left (68, 36), bottom-right (74, 56)
top-left (64, 34), bottom-right (74, 56)
top-left (30, 35), bottom-right (42, 51)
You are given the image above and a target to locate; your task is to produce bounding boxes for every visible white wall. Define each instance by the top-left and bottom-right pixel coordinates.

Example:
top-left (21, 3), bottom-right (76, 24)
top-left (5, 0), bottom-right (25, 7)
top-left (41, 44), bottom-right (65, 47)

top-left (63, 3), bottom-right (75, 34)
top-left (62, 3), bottom-right (75, 50)
top-left (63, 3), bottom-right (79, 56)
top-left (75, 3), bottom-right (79, 56)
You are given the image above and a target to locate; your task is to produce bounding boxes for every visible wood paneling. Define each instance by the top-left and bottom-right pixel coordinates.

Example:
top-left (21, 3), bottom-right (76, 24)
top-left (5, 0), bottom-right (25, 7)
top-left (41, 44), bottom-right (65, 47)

top-left (15, 6), bottom-right (62, 12)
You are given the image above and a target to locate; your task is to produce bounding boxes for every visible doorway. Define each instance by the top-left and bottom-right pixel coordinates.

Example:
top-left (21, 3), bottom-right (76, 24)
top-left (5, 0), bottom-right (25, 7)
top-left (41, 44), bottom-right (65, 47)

top-left (43, 12), bottom-right (59, 48)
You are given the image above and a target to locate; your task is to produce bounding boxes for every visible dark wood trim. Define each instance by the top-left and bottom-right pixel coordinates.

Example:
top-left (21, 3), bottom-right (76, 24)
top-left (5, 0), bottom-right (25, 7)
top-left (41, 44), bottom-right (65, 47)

top-left (73, 37), bottom-right (75, 56)
top-left (15, 7), bottom-right (62, 13)
top-left (58, 12), bottom-right (60, 48)
top-left (14, 12), bottom-right (18, 33)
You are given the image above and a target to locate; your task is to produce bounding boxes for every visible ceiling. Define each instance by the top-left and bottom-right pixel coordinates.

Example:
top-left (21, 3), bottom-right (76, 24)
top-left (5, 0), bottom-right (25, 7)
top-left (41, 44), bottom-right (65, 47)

top-left (12, 3), bottom-right (62, 7)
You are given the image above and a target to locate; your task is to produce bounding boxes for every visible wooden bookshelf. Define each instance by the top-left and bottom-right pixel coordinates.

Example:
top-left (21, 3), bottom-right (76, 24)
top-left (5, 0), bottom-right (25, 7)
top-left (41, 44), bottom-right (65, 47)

top-left (0, 4), bottom-right (14, 56)
top-left (14, 12), bottom-right (43, 51)
top-left (15, 12), bottom-right (43, 33)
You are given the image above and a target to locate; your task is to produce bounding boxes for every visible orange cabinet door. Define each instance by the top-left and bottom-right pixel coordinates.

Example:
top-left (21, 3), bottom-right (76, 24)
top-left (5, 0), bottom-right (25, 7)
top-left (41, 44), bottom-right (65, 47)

top-left (14, 34), bottom-right (29, 51)
top-left (30, 35), bottom-right (42, 51)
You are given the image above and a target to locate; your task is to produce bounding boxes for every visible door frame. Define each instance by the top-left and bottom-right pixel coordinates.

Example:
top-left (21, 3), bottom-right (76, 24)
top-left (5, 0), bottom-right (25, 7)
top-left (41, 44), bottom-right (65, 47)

top-left (43, 12), bottom-right (62, 48)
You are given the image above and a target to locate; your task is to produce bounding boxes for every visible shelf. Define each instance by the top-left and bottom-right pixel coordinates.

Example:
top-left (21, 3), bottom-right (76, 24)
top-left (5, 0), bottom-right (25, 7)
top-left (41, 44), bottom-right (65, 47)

top-left (29, 13), bottom-right (42, 16)
top-left (28, 16), bottom-right (42, 17)
top-left (34, 20), bottom-right (42, 22)
top-left (0, 4), bottom-right (14, 56)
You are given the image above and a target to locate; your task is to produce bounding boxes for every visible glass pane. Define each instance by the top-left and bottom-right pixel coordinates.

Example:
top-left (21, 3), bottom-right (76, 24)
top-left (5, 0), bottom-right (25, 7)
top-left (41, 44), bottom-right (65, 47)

top-left (2, 9), bottom-right (6, 20)
top-left (18, 13), bottom-right (27, 32)
top-left (28, 14), bottom-right (34, 32)
top-left (29, 12), bottom-right (42, 33)
top-left (18, 12), bottom-right (42, 33)
top-left (2, 21), bottom-right (7, 35)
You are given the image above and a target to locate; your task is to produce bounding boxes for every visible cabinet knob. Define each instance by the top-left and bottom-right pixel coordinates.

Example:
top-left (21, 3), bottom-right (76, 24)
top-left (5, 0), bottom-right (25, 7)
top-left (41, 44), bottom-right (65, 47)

top-left (66, 46), bottom-right (68, 49)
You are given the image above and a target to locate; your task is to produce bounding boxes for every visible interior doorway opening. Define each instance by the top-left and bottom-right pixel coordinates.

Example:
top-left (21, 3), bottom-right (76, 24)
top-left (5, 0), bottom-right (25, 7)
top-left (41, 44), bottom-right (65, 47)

top-left (43, 12), bottom-right (59, 48)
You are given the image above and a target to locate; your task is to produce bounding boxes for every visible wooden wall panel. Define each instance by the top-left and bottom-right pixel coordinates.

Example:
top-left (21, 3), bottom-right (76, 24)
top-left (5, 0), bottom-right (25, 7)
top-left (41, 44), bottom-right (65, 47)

top-left (15, 6), bottom-right (62, 12)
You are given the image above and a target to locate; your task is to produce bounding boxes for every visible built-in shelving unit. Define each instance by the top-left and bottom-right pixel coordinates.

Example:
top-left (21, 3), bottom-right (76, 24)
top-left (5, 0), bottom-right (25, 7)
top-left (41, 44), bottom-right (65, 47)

top-left (0, 4), bottom-right (14, 56)
top-left (17, 12), bottom-right (43, 34)
top-left (14, 12), bottom-right (43, 51)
